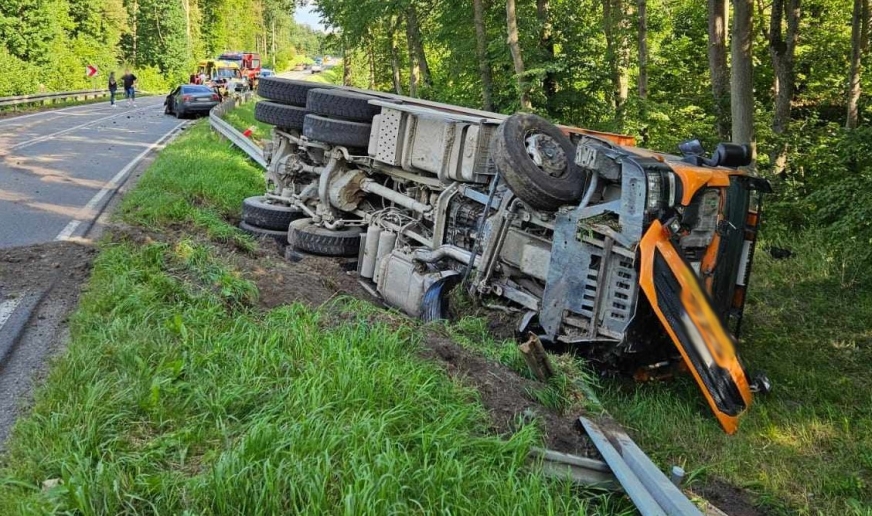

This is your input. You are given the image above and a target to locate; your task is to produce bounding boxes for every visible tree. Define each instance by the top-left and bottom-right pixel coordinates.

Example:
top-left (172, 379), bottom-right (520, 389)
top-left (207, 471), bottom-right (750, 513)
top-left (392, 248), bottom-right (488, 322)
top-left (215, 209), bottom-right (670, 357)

top-left (505, 0), bottom-right (531, 110)
top-left (537, 0), bottom-right (557, 104)
top-left (731, 0), bottom-right (755, 155)
top-left (638, 0), bottom-right (648, 100)
top-left (765, 0), bottom-right (801, 173)
top-left (708, 0), bottom-right (730, 139)
top-left (603, 0), bottom-right (631, 128)
top-left (473, 0), bottom-right (493, 110)
top-left (846, 0), bottom-right (869, 128)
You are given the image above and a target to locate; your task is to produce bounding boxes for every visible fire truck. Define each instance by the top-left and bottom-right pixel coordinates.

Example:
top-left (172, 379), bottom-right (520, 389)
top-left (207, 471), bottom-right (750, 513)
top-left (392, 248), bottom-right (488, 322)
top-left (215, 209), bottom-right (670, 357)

top-left (217, 52), bottom-right (261, 89)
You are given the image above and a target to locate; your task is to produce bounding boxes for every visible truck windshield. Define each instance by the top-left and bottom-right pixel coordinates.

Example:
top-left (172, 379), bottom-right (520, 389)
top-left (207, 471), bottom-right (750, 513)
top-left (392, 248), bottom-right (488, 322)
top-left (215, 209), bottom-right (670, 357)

top-left (215, 68), bottom-right (238, 79)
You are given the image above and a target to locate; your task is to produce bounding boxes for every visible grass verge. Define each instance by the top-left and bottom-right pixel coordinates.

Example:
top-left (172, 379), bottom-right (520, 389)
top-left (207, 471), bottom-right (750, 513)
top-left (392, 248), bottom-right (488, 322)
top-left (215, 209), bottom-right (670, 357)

top-left (0, 120), bottom-right (629, 514)
top-left (601, 230), bottom-right (872, 515)
top-left (222, 100), bottom-right (272, 141)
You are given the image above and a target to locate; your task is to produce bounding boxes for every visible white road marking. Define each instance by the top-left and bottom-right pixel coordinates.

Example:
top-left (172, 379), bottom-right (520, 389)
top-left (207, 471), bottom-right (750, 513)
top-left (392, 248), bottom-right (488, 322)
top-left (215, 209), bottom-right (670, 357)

top-left (55, 120), bottom-right (187, 241)
top-left (6, 103), bottom-right (157, 152)
top-left (0, 103), bottom-right (113, 126)
top-left (0, 296), bottom-right (25, 334)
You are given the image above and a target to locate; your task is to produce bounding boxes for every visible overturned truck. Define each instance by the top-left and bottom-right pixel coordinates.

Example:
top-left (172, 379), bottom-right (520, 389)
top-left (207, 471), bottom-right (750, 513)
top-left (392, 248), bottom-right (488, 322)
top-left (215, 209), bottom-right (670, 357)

top-left (246, 78), bottom-right (772, 434)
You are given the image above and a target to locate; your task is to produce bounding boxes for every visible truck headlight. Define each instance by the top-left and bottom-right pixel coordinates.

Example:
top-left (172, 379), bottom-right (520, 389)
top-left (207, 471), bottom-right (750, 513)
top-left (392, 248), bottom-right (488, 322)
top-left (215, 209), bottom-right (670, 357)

top-left (645, 169), bottom-right (676, 216)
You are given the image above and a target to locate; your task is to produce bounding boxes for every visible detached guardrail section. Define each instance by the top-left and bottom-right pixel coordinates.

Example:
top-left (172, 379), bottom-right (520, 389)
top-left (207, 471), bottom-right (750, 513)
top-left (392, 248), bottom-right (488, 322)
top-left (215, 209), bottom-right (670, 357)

top-left (0, 89), bottom-right (108, 108)
top-left (209, 92), bottom-right (267, 169)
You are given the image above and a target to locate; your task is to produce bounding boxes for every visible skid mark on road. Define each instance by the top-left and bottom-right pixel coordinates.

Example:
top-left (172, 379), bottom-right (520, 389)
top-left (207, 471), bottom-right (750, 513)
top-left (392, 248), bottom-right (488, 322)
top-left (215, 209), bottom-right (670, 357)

top-left (55, 120), bottom-right (187, 241)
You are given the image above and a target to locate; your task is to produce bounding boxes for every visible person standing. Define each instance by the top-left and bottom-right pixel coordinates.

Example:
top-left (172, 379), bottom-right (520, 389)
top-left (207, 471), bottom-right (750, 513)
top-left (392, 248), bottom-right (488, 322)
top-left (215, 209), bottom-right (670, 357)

top-left (108, 72), bottom-right (118, 107)
top-left (121, 69), bottom-right (137, 107)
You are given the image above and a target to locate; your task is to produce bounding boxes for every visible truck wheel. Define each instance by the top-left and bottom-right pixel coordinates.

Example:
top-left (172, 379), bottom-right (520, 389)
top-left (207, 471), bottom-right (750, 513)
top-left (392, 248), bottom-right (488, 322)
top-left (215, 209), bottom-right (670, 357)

top-left (239, 221), bottom-right (288, 243)
top-left (306, 89), bottom-right (381, 122)
top-left (287, 218), bottom-right (364, 257)
top-left (491, 113), bottom-right (587, 211)
top-left (256, 77), bottom-right (335, 107)
top-left (254, 101), bottom-right (307, 131)
top-left (421, 275), bottom-right (461, 323)
top-left (241, 195), bottom-right (303, 230)
top-left (303, 114), bottom-right (371, 150)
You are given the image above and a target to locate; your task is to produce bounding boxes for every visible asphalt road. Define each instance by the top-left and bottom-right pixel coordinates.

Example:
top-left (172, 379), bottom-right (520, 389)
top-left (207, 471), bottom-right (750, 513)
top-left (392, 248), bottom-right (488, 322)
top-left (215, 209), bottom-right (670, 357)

top-left (0, 96), bottom-right (186, 248)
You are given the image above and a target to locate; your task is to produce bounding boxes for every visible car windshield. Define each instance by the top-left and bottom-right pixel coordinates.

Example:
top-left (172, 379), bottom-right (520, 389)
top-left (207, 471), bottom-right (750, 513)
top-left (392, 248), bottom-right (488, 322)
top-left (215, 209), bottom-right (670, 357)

top-left (215, 68), bottom-right (238, 79)
top-left (182, 86), bottom-right (213, 93)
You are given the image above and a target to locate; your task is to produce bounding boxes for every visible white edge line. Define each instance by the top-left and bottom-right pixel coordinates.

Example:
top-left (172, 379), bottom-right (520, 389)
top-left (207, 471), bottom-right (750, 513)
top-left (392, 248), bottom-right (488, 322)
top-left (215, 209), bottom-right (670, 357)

top-left (55, 120), bottom-right (187, 241)
top-left (0, 296), bottom-right (25, 333)
top-left (0, 102), bottom-right (113, 125)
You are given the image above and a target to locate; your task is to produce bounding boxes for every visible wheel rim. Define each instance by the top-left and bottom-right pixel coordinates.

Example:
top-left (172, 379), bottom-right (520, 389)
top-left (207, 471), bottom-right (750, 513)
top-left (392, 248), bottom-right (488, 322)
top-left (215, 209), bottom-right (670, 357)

top-left (524, 132), bottom-right (568, 178)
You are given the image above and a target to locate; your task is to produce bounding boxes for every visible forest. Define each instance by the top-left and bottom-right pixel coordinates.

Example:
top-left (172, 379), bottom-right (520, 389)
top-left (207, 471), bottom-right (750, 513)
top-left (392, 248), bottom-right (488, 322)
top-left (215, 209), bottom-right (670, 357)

top-left (320, 0), bottom-right (871, 268)
top-left (0, 0), bottom-right (322, 95)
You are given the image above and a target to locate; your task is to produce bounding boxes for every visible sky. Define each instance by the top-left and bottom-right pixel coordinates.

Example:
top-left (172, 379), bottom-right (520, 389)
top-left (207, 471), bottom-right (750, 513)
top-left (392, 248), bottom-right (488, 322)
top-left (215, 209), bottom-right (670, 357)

top-left (294, 2), bottom-right (326, 32)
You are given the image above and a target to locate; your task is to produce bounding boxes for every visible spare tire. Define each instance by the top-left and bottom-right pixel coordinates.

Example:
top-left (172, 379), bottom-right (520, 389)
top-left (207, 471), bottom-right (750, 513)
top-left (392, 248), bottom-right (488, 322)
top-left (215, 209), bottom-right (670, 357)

top-left (490, 113), bottom-right (587, 211)
top-left (254, 101), bottom-right (307, 131)
top-left (287, 218), bottom-right (364, 257)
top-left (303, 114), bottom-right (371, 150)
top-left (241, 195), bottom-right (303, 230)
top-left (306, 88), bottom-right (381, 122)
top-left (257, 77), bottom-right (335, 106)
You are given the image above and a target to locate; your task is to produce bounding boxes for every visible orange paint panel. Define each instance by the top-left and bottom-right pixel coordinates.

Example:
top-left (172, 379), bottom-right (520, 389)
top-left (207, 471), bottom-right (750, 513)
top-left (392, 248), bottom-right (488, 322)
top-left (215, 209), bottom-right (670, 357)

top-left (558, 125), bottom-right (636, 147)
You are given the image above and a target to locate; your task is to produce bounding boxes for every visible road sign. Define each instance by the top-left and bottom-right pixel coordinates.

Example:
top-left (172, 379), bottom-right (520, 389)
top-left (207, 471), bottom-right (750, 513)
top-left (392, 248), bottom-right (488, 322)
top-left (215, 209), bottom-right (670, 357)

top-left (86, 65), bottom-right (99, 77)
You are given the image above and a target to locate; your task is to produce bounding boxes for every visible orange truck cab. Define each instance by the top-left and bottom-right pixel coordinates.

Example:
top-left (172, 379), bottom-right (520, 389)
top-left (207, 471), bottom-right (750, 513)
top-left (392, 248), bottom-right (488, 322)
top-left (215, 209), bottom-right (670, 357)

top-left (217, 51), bottom-right (261, 88)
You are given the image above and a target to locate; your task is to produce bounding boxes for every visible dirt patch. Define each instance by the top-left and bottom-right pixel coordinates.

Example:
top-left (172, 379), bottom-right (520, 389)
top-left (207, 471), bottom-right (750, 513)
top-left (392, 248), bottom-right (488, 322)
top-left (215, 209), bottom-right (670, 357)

top-left (0, 241), bottom-right (97, 296)
top-left (697, 478), bottom-right (769, 516)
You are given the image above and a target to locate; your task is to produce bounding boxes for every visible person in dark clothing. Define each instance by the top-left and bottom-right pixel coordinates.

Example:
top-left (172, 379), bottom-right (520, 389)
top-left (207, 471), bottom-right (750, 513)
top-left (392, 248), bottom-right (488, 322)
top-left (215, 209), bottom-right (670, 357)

top-left (108, 72), bottom-right (118, 107)
top-left (121, 70), bottom-right (137, 107)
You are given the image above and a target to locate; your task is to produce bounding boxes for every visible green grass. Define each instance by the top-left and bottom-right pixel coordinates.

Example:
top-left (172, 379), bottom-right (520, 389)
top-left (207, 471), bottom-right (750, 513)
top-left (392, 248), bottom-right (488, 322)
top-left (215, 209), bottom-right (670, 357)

top-left (306, 66), bottom-right (343, 85)
top-left (0, 114), bottom-right (631, 514)
top-left (222, 100), bottom-right (272, 141)
top-left (601, 231), bottom-right (872, 515)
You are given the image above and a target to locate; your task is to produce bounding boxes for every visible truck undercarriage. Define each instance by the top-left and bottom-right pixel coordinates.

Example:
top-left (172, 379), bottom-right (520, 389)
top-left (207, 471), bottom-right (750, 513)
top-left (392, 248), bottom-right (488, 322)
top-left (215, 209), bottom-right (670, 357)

top-left (246, 78), bottom-right (771, 433)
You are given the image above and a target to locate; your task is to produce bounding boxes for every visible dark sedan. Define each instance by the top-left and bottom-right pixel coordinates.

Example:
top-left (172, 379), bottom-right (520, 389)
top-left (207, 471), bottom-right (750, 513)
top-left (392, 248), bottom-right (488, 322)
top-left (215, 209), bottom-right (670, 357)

top-left (164, 85), bottom-right (221, 118)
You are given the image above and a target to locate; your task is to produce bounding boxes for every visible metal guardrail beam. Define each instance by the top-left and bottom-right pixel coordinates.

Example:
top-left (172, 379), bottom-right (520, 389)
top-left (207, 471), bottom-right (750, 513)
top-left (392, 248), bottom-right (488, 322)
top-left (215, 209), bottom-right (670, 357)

top-left (209, 93), bottom-right (266, 169)
top-left (0, 89), bottom-right (108, 108)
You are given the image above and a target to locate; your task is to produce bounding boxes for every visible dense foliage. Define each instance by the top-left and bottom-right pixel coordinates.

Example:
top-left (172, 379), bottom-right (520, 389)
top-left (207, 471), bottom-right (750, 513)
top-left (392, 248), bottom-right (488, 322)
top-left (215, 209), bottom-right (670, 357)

top-left (317, 0), bottom-right (871, 262)
top-left (0, 0), bottom-right (322, 94)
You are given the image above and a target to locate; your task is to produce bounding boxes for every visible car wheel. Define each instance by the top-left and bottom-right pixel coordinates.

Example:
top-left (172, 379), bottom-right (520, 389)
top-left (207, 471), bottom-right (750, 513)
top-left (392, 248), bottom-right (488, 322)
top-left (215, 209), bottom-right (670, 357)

top-left (306, 89), bottom-right (381, 123)
top-left (239, 221), bottom-right (288, 243)
top-left (254, 101), bottom-right (307, 131)
top-left (490, 113), bottom-right (587, 211)
top-left (241, 195), bottom-right (303, 230)
top-left (302, 114), bottom-right (371, 150)
top-left (256, 77), bottom-right (335, 107)
top-left (175, 107), bottom-right (185, 119)
top-left (287, 218), bottom-right (364, 257)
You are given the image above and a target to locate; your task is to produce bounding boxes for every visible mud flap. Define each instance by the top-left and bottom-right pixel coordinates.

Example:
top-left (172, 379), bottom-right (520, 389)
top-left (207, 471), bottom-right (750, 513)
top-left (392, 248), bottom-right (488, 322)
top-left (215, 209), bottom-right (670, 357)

top-left (638, 220), bottom-right (753, 434)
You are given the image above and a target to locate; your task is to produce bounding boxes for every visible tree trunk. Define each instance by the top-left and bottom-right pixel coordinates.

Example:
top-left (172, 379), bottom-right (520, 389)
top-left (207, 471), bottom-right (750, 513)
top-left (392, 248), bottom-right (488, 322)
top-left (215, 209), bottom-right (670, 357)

top-left (731, 0), bottom-right (756, 157)
top-left (708, 0), bottom-right (730, 139)
top-left (537, 0), bottom-right (557, 104)
top-left (406, 4), bottom-right (431, 90)
top-left (473, 0), bottom-right (494, 110)
top-left (768, 0), bottom-right (800, 173)
top-left (506, 0), bottom-right (532, 110)
top-left (389, 21), bottom-right (404, 95)
top-left (342, 38), bottom-right (351, 87)
top-left (603, 0), bottom-right (630, 128)
top-left (368, 37), bottom-right (376, 89)
top-left (405, 16), bottom-right (420, 97)
top-left (638, 0), bottom-right (648, 100)
top-left (846, 0), bottom-right (867, 129)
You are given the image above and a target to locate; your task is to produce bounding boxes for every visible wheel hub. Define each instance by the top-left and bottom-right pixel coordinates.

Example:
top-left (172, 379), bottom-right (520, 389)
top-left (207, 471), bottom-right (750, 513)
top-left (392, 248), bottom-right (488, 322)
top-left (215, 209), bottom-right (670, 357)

top-left (525, 133), bottom-right (567, 177)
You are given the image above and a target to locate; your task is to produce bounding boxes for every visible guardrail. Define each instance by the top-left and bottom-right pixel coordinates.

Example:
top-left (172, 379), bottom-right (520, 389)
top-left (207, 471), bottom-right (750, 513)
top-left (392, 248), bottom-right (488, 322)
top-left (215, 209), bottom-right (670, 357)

top-left (209, 92), bottom-right (266, 169)
top-left (0, 89), bottom-right (109, 108)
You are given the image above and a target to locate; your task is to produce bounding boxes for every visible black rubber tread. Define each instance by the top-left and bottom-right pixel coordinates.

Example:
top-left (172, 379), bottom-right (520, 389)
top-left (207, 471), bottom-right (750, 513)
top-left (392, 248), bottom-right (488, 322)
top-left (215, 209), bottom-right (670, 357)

top-left (306, 88), bottom-right (381, 122)
top-left (287, 218), bottom-right (364, 257)
top-left (256, 77), bottom-right (336, 106)
top-left (421, 275), bottom-right (461, 322)
top-left (303, 114), bottom-right (371, 149)
top-left (254, 101), bottom-right (307, 131)
top-left (241, 195), bottom-right (303, 230)
top-left (239, 221), bottom-right (288, 242)
top-left (491, 113), bottom-right (587, 211)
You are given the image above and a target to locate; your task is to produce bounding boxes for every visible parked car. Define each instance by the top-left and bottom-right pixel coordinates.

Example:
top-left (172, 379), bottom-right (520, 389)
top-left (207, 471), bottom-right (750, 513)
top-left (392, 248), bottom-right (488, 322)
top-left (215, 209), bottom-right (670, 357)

top-left (247, 79), bottom-right (772, 434)
top-left (164, 85), bottom-right (220, 118)
top-left (259, 68), bottom-right (275, 77)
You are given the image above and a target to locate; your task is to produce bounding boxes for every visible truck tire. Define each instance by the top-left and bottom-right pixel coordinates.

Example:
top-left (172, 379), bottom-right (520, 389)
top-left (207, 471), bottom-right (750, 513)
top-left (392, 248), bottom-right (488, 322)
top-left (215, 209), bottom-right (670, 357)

top-left (254, 101), bottom-right (307, 131)
top-left (287, 218), bottom-right (364, 257)
top-left (241, 195), bottom-right (303, 230)
top-left (491, 113), bottom-right (587, 211)
top-left (306, 88), bottom-right (381, 122)
top-left (303, 114), bottom-right (371, 149)
top-left (256, 77), bottom-right (335, 106)
top-left (239, 221), bottom-right (288, 243)
top-left (421, 275), bottom-right (461, 323)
